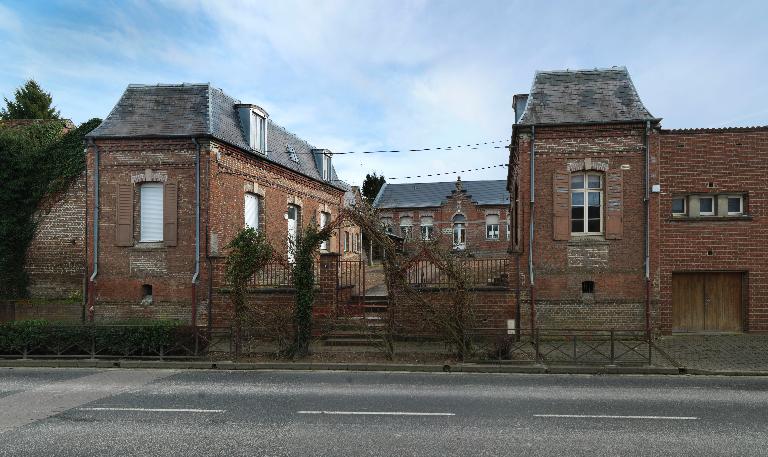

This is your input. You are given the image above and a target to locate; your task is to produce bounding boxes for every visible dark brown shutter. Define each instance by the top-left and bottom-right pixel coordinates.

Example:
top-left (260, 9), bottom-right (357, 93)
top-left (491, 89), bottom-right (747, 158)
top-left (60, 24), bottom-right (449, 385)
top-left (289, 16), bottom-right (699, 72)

top-left (553, 171), bottom-right (570, 240)
top-left (164, 182), bottom-right (178, 246)
top-left (116, 184), bottom-right (133, 246)
top-left (606, 170), bottom-right (623, 240)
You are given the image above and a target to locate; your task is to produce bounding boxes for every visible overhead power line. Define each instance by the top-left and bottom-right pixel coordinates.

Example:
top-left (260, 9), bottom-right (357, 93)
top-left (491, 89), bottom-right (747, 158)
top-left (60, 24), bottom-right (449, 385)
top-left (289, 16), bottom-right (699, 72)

top-left (388, 163), bottom-right (508, 180)
top-left (282, 140), bottom-right (508, 155)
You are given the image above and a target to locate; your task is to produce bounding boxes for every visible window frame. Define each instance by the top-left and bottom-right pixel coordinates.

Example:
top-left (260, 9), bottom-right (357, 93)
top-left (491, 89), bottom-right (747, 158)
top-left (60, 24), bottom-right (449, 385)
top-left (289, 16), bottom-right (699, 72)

top-left (452, 214), bottom-right (466, 249)
top-left (570, 172), bottom-right (603, 235)
top-left (485, 214), bottom-right (500, 240)
top-left (698, 196), bottom-right (715, 216)
top-left (727, 195), bottom-right (744, 216)
top-left (671, 196), bottom-right (687, 216)
top-left (420, 216), bottom-right (434, 241)
top-left (319, 211), bottom-right (330, 251)
top-left (399, 216), bottom-right (413, 241)
top-left (244, 192), bottom-right (260, 231)
top-left (139, 182), bottom-right (164, 242)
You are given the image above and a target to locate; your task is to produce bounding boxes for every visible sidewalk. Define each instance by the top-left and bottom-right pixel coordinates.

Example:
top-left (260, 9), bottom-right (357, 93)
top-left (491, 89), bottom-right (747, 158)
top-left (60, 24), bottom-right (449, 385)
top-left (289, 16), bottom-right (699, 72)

top-left (653, 334), bottom-right (768, 373)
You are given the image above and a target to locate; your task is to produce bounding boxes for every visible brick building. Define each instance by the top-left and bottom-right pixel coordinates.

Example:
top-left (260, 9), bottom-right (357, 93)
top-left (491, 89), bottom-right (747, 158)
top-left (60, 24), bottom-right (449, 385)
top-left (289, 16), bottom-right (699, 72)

top-left (509, 67), bottom-right (768, 334)
top-left (372, 178), bottom-right (510, 256)
top-left (83, 83), bottom-right (354, 325)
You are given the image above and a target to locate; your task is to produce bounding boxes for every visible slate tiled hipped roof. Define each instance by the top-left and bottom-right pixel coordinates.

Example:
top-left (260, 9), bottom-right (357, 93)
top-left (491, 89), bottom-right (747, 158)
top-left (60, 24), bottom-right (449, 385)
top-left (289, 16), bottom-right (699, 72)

top-left (517, 67), bottom-right (656, 125)
top-left (373, 180), bottom-right (509, 209)
top-left (87, 83), bottom-right (345, 189)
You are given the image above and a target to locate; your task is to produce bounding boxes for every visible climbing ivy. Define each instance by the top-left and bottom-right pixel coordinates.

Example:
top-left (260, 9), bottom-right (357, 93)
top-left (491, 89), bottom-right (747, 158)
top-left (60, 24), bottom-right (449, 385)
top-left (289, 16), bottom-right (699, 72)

top-left (0, 118), bottom-right (101, 298)
top-left (289, 222), bottom-right (335, 358)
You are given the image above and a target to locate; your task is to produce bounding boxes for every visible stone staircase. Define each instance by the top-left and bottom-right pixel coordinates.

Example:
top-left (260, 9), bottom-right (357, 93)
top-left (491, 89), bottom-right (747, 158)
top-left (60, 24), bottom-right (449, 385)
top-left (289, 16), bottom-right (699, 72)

top-left (322, 295), bottom-right (389, 348)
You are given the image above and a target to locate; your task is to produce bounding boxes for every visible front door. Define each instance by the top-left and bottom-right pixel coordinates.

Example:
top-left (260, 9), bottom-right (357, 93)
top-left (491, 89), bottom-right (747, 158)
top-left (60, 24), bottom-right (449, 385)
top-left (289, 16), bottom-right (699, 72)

top-left (672, 272), bottom-right (742, 332)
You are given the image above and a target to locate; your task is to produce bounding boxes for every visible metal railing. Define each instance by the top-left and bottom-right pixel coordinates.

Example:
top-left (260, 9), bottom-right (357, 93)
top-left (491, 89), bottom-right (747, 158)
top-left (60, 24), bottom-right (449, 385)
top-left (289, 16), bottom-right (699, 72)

top-left (246, 260), bottom-right (321, 288)
top-left (406, 258), bottom-right (509, 288)
top-left (482, 328), bottom-right (652, 365)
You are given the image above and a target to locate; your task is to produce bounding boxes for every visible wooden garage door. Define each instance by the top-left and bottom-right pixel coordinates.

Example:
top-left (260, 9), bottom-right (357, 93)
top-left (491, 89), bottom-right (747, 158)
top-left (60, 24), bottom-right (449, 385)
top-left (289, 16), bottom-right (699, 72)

top-left (672, 273), bottom-right (742, 332)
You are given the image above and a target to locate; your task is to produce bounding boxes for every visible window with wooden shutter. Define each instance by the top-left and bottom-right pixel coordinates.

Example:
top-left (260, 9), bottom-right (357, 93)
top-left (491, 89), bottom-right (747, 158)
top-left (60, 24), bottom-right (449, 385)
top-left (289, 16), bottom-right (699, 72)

top-left (552, 171), bottom-right (570, 240)
top-left (116, 184), bottom-right (134, 246)
top-left (163, 182), bottom-right (177, 246)
top-left (605, 170), bottom-right (623, 239)
top-left (140, 183), bottom-right (163, 242)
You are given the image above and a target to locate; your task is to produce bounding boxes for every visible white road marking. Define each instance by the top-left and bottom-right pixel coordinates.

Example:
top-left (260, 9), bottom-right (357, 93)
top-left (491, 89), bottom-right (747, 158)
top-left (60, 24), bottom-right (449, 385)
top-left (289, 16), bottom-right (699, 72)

top-left (298, 410), bottom-right (455, 416)
top-left (79, 407), bottom-right (225, 413)
top-left (534, 414), bottom-right (698, 420)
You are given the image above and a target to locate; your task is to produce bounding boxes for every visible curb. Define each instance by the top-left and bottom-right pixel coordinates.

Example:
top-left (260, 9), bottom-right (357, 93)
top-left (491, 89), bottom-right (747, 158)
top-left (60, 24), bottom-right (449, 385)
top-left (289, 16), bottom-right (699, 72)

top-left (1, 359), bottom-right (766, 376)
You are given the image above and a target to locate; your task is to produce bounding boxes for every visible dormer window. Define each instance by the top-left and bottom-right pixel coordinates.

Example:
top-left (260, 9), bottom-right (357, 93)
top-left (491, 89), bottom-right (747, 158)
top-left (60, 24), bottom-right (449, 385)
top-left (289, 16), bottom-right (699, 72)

top-left (322, 153), bottom-right (331, 180)
top-left (251, 112), bottom-right (266, 153)
top-left (236, 104), bottom-right (268, 154)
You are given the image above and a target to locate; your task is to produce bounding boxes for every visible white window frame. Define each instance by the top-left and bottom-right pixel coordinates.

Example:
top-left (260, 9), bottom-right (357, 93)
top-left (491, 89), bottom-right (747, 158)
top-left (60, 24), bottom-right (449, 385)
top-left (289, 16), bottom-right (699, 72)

top-left (399, 216), bottom-right (413, 241)
top-left (140, 183), bottom-right (164, 242)
top-left (570, 172), bottom-right (603, 235)
top-left (244, 193), bottom-right (260, 231)
top-left (319, 211), bottom-right (330, 251)
top-left (420, 216), bottom-right (434, 241)
top-left (485, 214), bottom-right (500, 240)
top-left (344, 231), bottom-right (350, 252)
top-left (698, 196), bottom-right (715, 216)
top-left (727, 195), bottom-right (744, 215)
top-left (452, 214), bottom-right (466, 249)
top-left (671, 196), bottom-right (687, 216)
top-left (322, 154), bottom-right (331, 180)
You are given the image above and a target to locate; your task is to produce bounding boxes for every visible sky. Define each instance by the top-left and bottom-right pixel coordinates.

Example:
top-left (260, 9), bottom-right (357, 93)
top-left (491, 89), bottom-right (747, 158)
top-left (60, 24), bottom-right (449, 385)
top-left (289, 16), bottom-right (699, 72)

top-left (0, 0), bottom-right (766, 186)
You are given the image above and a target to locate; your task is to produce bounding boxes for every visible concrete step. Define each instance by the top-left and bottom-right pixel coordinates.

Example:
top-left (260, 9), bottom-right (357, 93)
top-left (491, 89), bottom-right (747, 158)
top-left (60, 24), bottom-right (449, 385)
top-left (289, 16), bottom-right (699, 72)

top-left (323, 337), bottom-right (384, 347)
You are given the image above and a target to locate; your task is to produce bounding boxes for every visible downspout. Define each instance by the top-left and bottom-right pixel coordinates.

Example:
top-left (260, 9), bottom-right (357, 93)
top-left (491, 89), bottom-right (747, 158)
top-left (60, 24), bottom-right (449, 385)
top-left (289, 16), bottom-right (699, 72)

top-left (206, 145), bottom-right (213, 334)
top-left (644, 121), bottom-right (651, 339)
top-left (192, 138), bottom-right (201, 327)
top-left (528, 126), bottom-right (536, 335)
top-left (87, 139), bottom-right (100, 322)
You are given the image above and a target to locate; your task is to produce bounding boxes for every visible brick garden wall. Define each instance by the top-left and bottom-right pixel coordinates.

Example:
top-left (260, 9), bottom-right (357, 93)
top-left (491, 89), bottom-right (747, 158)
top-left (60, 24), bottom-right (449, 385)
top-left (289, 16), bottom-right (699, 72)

top-left (25, 174), bottom-right (87, 302)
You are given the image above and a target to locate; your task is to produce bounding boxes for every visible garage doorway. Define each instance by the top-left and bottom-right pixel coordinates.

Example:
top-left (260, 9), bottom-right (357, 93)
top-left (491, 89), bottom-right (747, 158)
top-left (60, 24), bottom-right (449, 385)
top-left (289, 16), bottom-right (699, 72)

top-left (672, 272), bottom-right (743, 332)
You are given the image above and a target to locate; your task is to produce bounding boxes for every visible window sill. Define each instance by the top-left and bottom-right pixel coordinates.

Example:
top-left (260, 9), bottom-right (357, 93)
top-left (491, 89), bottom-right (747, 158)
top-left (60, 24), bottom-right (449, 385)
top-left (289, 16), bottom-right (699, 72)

top-left (567, 235), bottom-right (608, 246)
top-left (668, 215), bottom-right (753, 222)
top-left (132, 242), bottom-right (166, 250)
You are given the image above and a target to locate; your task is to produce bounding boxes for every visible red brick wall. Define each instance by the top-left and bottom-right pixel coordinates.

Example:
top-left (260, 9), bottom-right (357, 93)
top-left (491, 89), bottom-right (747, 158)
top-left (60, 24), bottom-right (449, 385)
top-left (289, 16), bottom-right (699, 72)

top-left (87, 138), bottom-right (347, 324)
top-left (658, 128), bottom-right (768, 333)
top-left (510, 123), bottom-right (658, 330)
top-left (25, 174), bottom-right (87, 303)
top-left (391, 288), bottom-right (516, 338)
top-left (381, 201), bottom-right (510, 257)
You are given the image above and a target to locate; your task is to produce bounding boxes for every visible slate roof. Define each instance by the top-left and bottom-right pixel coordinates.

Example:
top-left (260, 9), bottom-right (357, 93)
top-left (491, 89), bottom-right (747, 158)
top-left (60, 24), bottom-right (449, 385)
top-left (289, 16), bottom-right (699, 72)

top-left (87, 83), bottom-right (345, 190)
top-left (517, 67), bottom-right (656, 125)
top-left (373, 180), bottom-right (509, 209)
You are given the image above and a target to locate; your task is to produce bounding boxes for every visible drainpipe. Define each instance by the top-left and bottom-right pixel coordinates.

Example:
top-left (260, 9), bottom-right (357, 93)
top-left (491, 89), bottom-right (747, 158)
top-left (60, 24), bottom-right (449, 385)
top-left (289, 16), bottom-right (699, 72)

top-left (644, 121), bottom-right (651, 339)
top-left (528, 126), bottom-right (536, 335)
top-left (192, 138), bottom-right (201, 327)
top-left (87, 139), bottom-right (100, 322)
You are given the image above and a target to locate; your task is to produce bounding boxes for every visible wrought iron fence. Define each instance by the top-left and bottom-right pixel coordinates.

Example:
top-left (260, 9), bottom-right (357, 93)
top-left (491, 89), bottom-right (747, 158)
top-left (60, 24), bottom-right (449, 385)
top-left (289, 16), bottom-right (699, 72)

top-left (0, 324), bottom-right (233, 360)
top-left (406, 258), bottom-right (509, 288)
top-left (247, 260), bottom-right (320, 288)
top-left (477, 328), bottom-right (652, 366)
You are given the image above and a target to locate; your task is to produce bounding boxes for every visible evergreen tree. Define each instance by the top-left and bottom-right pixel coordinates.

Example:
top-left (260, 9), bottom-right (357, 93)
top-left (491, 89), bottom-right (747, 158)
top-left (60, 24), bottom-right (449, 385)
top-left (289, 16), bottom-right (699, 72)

top-left (1, 80), bottom-right (60, 120)
top-left (362, 172), bottom-right (386, 205)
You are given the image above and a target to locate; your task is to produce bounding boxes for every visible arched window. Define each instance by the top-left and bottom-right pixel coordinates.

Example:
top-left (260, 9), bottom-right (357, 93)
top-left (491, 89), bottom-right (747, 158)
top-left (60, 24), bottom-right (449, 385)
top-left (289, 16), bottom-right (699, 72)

top-left (571, 172), bottom-right (603, 234)
top-left (380, 217), bottom-right (393, 234)
top-left (453, 214), bottom-right (466, 249)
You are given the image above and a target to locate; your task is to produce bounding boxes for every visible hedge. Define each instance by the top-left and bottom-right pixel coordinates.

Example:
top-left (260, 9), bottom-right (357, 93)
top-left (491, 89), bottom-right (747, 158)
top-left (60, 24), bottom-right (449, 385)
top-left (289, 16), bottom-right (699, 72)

top-left (0, 319), bottom-right (199, 357)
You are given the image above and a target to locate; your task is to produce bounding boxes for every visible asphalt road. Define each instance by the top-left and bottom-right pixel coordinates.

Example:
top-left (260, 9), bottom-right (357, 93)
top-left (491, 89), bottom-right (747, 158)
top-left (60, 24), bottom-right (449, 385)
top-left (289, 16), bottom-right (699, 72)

top-left (0, 368), bottom-right (767, 456)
